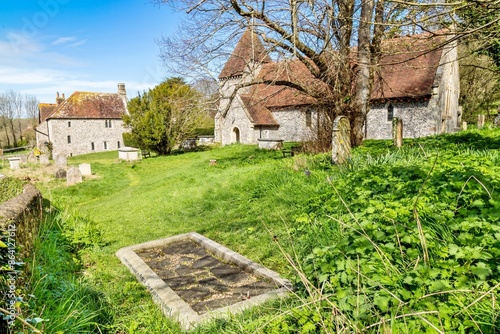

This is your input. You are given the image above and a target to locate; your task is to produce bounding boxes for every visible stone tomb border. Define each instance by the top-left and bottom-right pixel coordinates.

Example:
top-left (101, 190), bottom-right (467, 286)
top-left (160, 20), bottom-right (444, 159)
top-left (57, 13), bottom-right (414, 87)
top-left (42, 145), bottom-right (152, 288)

top-left (116, 232), bottom-right (291, 330)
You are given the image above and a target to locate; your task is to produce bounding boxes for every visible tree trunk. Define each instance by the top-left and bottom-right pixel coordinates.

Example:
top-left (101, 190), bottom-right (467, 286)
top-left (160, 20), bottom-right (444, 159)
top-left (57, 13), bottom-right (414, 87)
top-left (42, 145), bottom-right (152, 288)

top-left (353, 0), bottom-right (374, 146)
top-left (1, 117), bottom-right (11, 147)
top-left (8, 118), bottom-right (17, 147)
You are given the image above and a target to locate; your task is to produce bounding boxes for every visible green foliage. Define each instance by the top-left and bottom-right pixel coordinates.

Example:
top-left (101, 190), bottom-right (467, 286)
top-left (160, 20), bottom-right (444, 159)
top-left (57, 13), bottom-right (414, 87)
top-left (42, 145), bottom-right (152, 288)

top-left (26, 208), bottom-right (111, 333)
top-left (289, 129), bottom-right (500, 332)
top-left (123, 77), bottom-right (205, 155)
top-left (0, 177), bottom-right (25, 203)
top-left (122, 132), bottom-right (139, 148)
top-left (41, 128), bottom-right (500, 333)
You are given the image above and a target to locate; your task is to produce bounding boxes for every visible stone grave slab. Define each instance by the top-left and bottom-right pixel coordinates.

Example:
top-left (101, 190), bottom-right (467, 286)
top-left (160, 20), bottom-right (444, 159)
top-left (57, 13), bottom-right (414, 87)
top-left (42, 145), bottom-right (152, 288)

top-left (332, 116), bottom-right (351, 164)
top-left (79, 163), bottom-right (92, 176)
top-left (116, 232), bottom-right (291, 330)
top-left (55, 168), bottom-right (67, 179)
top-left (67, 167), bottom-right (82, 185)
top-left (55, 154), bottom-right (67, 167)
top-left (39, 154), bottom-right (50, 166)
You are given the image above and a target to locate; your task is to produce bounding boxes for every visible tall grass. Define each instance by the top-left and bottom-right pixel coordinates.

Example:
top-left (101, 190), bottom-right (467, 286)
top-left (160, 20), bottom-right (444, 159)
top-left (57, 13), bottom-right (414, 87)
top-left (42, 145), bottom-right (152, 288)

top-left (25, 208), bottom-right (111, 333)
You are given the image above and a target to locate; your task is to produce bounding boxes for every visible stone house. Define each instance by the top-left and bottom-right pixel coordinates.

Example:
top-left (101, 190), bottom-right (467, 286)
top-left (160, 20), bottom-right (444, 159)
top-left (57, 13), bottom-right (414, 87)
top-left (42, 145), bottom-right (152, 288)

top-left (36, 83), bottom-right (129, 157)
top-left (215, 30), bottom-right (460, 145)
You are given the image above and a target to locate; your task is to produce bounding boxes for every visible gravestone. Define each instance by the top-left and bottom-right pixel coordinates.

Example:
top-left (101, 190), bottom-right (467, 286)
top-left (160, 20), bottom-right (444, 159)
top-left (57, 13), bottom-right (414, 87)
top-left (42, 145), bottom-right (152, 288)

top-left (79, 163), bottom-right (91, 176)
top-left (494, 114), bottom-right (500, 127)
top-left (55, 169), bottom-right (67, 179)
top-left (8, 157), bottom-right (21, 170)
top-left (27, 152), bottom-right (37, 164)
top-left (332, 116), bottom-right (351, 165)
top-left (55, 154), bottom-right (67, 167)
top-left (39, 155), bottom-right (50, 166)
top-left (392, 117), bottom-right (403, 147)
top-left (477, 114), bottom-right (485, 129)
top-left (19, 155), bottom-right (27, 164)
top-left (462, 121), bottom-right (468, 131)
top-left (67, 167), bottom-right (82, 186)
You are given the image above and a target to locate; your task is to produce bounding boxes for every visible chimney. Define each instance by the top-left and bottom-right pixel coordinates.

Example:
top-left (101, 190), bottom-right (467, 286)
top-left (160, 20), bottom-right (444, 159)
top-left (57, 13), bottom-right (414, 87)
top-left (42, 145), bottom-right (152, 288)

top-left (56, 92), bottom-right (65, 105)
top-left (118, 83), bottom-right (126, 97)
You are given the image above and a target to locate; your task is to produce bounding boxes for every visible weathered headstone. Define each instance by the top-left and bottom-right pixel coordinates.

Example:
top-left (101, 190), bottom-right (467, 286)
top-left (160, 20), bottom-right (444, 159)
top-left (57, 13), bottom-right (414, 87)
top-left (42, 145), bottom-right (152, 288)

top-left (55, 169), bottom-right (67, 179)
top-left (494, 114), bottom-right (500, 127)
top-left (39, 154), bottom-right (50, 166)
top-left (27, 152), bottom-right (37, 164)
top-left (8, 157), bottom-right (21, 170)
top-left (477, 114), bottom-right (485, 129)
top-left (19, 155), bottom-right (27, 164)
top-left (332, 116), bottom-right (351, 165)
top-left (462, 121), bottom-right (468, 131)
top-left (67, 167), bottom-right (82, 186)
top-left (56, 154), bottom-right (67, 167)
top-left (392, 117), bottom-right (403, 147)
top-left (79, 163), bottom-right (92, 176)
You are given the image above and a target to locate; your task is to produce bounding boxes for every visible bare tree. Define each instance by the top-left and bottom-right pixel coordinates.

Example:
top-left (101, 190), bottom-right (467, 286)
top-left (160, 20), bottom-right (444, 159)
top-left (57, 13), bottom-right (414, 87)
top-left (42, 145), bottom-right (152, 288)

top-left (0, 94), bottom-right (11, 148)
top-left (156, 0), bottom-right (497, 146)
top-left (24, 94), bottom-right (40, 128)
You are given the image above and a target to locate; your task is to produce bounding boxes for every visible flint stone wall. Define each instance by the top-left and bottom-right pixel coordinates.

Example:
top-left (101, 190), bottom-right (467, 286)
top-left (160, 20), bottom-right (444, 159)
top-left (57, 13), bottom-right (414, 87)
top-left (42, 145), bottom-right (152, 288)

top-left (0, 184), bottom-right (42, 258)
top-left (366, 101), bottom-right (436, 140)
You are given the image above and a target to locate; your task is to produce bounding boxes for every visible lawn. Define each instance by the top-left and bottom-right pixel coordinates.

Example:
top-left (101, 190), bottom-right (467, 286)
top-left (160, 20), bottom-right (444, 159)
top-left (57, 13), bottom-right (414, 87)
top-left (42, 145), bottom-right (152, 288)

top-left (22, 128), bottom-right (500, 333)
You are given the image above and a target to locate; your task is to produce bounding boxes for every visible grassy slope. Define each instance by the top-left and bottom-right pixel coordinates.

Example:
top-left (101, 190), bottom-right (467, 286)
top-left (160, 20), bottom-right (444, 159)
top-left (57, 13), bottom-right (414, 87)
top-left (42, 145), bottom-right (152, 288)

top-left (38, 128), bottom-right (500, 333)
top-left (41, 145), bottom-right (327, 332)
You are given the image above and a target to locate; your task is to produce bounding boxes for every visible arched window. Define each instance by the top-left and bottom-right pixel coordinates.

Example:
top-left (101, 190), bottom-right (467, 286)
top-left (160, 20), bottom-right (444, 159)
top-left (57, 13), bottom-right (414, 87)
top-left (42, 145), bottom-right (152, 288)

top-left (387, 103), bottom-right (394, 121)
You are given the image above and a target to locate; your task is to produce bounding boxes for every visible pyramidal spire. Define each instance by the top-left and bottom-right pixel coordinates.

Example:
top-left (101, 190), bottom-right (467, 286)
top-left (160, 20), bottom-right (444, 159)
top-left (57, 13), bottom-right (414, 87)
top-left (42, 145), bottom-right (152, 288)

top-left (219, 27), bottom-right (272, 79)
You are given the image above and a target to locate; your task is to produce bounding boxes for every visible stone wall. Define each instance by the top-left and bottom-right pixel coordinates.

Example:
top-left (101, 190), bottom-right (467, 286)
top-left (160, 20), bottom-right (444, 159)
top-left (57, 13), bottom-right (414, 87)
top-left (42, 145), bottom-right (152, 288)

top-left (0, 184), bottom-right (42, 258)
top-left (367, 100), bottom-right (437, 139)
top-left (272, 108), bottom-right (318, 142)
top-left (45, 118), bottom-right (129, 157)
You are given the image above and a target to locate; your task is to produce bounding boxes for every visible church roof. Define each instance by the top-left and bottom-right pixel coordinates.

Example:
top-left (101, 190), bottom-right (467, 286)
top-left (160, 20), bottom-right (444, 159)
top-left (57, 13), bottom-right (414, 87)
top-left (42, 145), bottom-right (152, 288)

top-left (46, 91), bottom-right (127, 120)
top-left (219, 28), bottom-right (272, 79)
top-left (222, 31), bottom-right (448, 121)
top-left (371, 34), bottom-right (445, 100)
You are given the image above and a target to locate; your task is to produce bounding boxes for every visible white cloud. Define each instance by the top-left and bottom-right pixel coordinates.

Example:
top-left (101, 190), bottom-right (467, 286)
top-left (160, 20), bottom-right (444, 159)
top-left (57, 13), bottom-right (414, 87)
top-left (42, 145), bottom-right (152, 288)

top-left (52, 36), bottom-right (76, 45)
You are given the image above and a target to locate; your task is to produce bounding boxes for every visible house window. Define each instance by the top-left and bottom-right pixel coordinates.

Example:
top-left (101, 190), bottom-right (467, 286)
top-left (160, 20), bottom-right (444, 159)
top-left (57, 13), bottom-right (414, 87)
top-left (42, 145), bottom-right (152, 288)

top-left (91, 142), bottom-right (95, 151)
top-left (105, 119), bottom-right (112, 128)
top-left (117, 141), bottom-right (121, 149)
top-left (68, 121), bottom-right (71, 127)
top-left (305, 110), bottom-right (312, 127)
top-left (67, 135), bottom-right (71, 144)
top-left (387, 104), bottom-right (394, 121)
top-left (104, 141), bottom-right (108, 149)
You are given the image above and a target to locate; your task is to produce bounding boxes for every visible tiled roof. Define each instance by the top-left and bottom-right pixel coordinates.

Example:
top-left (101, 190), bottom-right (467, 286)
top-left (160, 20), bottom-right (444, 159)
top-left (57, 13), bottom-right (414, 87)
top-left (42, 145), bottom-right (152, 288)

top-left (225, 31), bottom-right (447, 119)
top-left (219, 28), bottom-right (272, 79)
top-left (47, 91), bottom-right (127, 119)
top-left (38, 103), bottom-right (57, 123)
top-left (371, 34), bottom-right (445, 100)
top-left (239, 94), bottom-right (278, 126)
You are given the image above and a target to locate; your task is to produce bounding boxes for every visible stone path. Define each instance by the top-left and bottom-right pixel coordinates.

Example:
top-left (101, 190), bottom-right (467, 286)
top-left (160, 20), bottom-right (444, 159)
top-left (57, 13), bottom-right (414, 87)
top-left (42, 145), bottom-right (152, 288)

top-left (136, 240), bottom-right (277, 314)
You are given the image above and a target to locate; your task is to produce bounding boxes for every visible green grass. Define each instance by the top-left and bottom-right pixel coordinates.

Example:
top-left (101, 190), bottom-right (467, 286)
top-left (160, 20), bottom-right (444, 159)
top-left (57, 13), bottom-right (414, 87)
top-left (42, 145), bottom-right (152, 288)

top-left (31, 128), bottom-right (500, 333)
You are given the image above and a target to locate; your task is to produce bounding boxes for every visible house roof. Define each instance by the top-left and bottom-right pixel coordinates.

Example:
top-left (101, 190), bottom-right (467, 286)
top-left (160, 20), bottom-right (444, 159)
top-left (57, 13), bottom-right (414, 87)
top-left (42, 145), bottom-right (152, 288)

top-left (219, 28), bottom-right (272, 79)
top-left (222, 31), bottom-right (448, 121)
top-left (38, 103), bottom-right (57, 123)
top-left (46, 91), bottom-right (127, 120)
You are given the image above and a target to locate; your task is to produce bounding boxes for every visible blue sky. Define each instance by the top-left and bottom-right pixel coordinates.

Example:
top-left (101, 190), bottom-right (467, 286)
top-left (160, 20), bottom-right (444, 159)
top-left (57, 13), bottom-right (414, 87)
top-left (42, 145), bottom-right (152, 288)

top-left (0, 0), bottom-right (184, 104)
